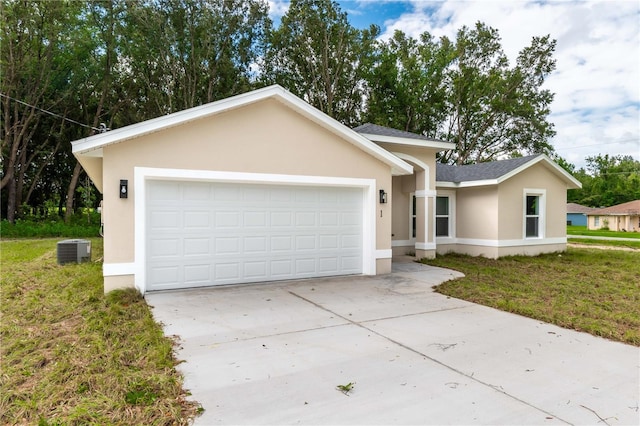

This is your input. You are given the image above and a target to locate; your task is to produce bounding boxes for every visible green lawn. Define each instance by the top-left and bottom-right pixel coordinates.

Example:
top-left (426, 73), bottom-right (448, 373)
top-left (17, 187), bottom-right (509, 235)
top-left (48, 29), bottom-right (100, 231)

top-left (422, 247), bottom-right (640, 346)
top-left (567, 225), bottom-right (640, 239)
top-left (0, 238), bottom-right (199, 425)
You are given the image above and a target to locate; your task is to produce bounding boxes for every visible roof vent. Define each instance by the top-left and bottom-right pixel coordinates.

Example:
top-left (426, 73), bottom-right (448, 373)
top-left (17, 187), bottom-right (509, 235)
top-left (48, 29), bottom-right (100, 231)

top-left (57, 239), bottom-right (91, 265)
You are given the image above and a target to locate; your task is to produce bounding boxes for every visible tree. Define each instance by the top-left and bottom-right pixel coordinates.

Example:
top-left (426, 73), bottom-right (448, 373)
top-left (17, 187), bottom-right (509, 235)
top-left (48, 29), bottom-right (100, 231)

top-left (1, 0), bottom-right (85, 222)
top-left (440, 23), bottom-right (557, 164)
top-left (576, 155), bottom-right (640, 207)
top-left (364, 30), bottom-right (453, 136)
top-left (364, 23), bottom-right (557, 165)
top-left (122, 0), bottom-right (271, 118)
top-left (263, 0), bottom-right (377, 125)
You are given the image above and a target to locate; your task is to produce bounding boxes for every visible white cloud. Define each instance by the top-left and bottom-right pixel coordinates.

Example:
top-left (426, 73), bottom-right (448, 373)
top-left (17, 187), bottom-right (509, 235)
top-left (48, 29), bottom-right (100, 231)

top-left (378, 0), bottom-right (640, 168)
top-left (267, 0), bottom-right (290, 19)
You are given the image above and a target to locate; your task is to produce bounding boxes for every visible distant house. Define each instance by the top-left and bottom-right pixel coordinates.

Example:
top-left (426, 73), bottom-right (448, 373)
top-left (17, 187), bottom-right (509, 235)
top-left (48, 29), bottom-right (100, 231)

top-left (566, 202), bottom-right (597, 226)
top-left (587, 200), bottom-right (640, 232)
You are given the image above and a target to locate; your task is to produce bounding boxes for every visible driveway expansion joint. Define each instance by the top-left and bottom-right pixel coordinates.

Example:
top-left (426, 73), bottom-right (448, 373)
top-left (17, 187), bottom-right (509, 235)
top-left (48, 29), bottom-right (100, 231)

top-left (288, 289), bottom-right (572, 425)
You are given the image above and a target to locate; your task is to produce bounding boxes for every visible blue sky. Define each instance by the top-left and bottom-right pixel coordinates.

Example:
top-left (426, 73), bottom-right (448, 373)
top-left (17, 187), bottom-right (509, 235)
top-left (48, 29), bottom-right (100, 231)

top-left (269, 0), bottom-right (640, 169)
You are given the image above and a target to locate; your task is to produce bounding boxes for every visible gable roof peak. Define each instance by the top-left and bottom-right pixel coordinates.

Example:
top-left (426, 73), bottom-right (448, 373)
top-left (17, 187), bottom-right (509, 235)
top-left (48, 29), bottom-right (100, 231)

top-left (436, 154), bottom-right (582, 189)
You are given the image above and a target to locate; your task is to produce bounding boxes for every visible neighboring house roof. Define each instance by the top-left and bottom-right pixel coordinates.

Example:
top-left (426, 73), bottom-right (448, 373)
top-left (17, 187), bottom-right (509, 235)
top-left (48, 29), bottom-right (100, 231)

top-left (71, 85), bottom-right (413, 176)
top-left (436, 154), bottom-right (582, 189)
top-left (353, 123), bottom-right (455, 151)
top-left (567, 203), bottom-right (598, 214)
top-left (587, 200), bottom-right (640, 216)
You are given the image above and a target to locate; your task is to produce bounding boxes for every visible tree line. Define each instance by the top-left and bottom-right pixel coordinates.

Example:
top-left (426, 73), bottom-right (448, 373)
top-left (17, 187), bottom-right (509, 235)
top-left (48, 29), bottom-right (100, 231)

top-left (563, 154), bottom-right (640, 208)
top-left (0, 0), bottom-right (631, 224)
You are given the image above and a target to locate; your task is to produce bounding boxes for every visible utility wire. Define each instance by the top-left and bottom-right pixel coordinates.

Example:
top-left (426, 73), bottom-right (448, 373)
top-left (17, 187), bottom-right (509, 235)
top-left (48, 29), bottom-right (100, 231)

top-left (0, 92), bottom-right (103, 132)
top-left (555, 139), bottom-right (639, 150)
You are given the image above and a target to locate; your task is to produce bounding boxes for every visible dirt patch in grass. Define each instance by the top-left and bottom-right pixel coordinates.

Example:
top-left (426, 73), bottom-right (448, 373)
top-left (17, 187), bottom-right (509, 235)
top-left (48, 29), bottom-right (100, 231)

top-left (0, 238), bottom-right (200, 425)
top-left (422, 247), bottom-right (640, 346)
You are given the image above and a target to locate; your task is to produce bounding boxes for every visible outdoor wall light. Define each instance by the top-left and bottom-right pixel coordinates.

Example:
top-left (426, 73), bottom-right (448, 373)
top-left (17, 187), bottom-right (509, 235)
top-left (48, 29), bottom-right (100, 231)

top-left (379, 189), bottom-right (388, 204)
top-left (120, 179), bottom-right (128, 199)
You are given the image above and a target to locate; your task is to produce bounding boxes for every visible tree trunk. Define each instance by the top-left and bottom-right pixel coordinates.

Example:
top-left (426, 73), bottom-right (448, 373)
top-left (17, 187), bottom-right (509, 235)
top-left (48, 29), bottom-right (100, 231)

top-left (64, 162), bottom-right (83, 223)
top-left (6, 173), bottom-right (17, 223)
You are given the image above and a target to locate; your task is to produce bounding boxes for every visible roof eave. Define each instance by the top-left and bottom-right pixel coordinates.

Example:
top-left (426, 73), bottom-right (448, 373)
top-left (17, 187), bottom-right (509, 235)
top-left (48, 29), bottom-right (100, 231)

top-left (359, 133), bottom-right (456, 151)
top-left (436, 179), bottom-right (499, 188)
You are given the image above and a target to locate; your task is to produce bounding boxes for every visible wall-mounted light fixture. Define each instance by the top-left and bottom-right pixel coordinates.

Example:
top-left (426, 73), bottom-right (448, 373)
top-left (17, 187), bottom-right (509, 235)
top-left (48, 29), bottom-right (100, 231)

top-left (120, 180), bottom-right (128, 199)
top-left (379, 189), bottom-right (387, 204)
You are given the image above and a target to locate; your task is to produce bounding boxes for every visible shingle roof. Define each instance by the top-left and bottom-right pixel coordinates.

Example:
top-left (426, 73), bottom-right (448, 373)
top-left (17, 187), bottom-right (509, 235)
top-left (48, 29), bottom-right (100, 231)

top-left (353, 123), bottom-right (444, 142)
top-left (436, 155), bottom-right (541, 183)
top-left (588, 200), bottom-right (640, 216)
top-left (567, 203), bottom-right (598, 214)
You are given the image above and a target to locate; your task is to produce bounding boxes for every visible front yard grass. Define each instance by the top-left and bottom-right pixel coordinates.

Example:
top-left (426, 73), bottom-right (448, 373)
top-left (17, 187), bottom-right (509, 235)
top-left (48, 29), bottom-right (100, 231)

top-left (0, 238), bottom-right (199, 425)
top-left (423, 247), bottom-right (640, 346)
top-left (567, 225), bottom-right (640, 239)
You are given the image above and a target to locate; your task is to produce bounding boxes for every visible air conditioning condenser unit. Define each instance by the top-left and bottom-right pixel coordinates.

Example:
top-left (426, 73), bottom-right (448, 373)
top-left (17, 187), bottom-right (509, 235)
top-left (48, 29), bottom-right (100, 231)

top-left (57, 239), bottom-right (91, 265)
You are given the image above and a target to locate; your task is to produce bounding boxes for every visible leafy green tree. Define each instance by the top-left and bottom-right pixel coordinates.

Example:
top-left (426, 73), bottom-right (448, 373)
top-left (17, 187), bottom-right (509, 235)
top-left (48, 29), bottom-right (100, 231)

top-left (364, 23), bottom-right (557, 165)
top-left (364, 30), bottom-right (453, 136)
top-left (567, 155), bottom-right (640, 207)
top-left (1, 0), bottom-right (86, 222)
top-left (441, 23), bottom-right (557, 164)
top-left (263, 0), bottom-right (377, 125)
top-left (122, 0), bottom-right (270, 118)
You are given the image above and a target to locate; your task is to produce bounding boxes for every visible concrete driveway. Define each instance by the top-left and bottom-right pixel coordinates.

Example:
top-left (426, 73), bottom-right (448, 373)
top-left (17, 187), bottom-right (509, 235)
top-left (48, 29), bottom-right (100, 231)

top-left (146, 262), bottom-right (639, 425)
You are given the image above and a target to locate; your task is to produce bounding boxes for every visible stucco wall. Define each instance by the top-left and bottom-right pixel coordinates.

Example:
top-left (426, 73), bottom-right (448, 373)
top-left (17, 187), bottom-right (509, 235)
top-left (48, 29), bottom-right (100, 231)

top-left (391, 175), bottom-right (411, 242)
top-left (455, 186), bottom-right (499, 240)
top-left (498, 163), bottom-right (567, 240)
top-left (101, 98), bottom-right (393, 279)
top-left (589, 214), bottom-right (640, 232)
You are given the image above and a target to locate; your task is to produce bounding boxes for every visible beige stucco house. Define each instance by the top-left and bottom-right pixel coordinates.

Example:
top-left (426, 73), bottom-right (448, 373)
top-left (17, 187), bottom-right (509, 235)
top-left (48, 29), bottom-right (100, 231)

top-left (587, 200), bottom-right (640, 231)
top-left (72, 85), bottom-right (581, 294)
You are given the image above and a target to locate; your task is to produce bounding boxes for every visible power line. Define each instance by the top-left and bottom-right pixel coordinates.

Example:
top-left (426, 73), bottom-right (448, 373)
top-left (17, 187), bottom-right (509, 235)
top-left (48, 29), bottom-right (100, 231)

top-left (0, 93), bottom-right (103, 132)
top-left (555, 139), bottom-right (639, 150)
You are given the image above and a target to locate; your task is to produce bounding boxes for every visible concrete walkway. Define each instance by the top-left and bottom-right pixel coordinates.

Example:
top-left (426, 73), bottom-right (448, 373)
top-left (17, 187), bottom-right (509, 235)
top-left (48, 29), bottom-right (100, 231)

top-left (147, 262), bottom-right (639, 425)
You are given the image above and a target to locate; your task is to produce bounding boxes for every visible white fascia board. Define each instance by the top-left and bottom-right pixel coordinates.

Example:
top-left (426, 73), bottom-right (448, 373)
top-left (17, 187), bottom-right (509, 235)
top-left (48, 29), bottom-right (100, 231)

top-left (359, 133), bottom-right (456, 151)
top-left (70, 84), bottom-right (414, 176)
top-left (436, 179), bottom-right (498, 188)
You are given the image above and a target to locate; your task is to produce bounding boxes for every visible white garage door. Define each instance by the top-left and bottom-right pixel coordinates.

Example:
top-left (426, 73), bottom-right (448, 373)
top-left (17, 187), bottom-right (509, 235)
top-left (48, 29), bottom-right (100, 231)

top-left (146, 180), bottom-right (364, 291)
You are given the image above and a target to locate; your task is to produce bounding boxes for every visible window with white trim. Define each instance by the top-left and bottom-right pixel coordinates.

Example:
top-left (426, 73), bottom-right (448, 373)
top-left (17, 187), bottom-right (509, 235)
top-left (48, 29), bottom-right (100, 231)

top-left (594, 216), bottom-right (600, 227)
top-left (524, 191), bottom-right (545, 238)
top-left (436, 196), bottom-right (450, 237)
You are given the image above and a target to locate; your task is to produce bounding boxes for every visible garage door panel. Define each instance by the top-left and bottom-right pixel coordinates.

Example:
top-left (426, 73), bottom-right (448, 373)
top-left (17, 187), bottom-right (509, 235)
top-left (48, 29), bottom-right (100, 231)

top-left (270, 211), bottom-right (292, 226)
top-left (215, 211), bottom-right (240, 228)
top-left (183, 211), bottom-right (210, 229)
top-left (243, 211), bottom-right (267, 227)
top-left (184, 264), bottom-right (211, 283)
top-left (244, 261), bottom-right (267, 279)
top-left (244, 236), bottom-right (267, 254)
top-left (183, 182), bottom-right (211, 200)
top-left (295, 235), bottom-right (316, 250)
top-left (146, 180), bottom-right (363, 291)
top-left (215, 237), bottom-right (240, 254)
top-left (215, 263), bottom-right (240, 281)
top-left (271, 235), bottom-right (293, 251)
top-left (149, 211), bottom-right (180, 229)
top-left (150, 238), bottom-right (180, 257)
top-left (184, 238), bottom-right (210, 256)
